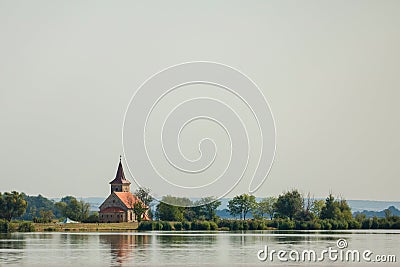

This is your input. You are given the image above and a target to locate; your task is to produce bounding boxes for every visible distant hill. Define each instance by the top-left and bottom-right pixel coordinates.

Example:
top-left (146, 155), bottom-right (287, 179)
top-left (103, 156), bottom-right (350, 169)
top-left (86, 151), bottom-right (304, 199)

top-left (353, 206), bottom-right (400, 218)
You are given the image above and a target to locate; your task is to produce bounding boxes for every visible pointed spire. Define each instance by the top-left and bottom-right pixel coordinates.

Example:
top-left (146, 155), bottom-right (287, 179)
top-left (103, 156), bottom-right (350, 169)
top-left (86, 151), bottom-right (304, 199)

top-left (109, 156), bottom-right (131, 185)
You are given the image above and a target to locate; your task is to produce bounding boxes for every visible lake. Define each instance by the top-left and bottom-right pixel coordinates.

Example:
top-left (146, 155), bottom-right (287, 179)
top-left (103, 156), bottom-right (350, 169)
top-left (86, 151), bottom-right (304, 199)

top-left (0, 230), bottom-right (398, 266)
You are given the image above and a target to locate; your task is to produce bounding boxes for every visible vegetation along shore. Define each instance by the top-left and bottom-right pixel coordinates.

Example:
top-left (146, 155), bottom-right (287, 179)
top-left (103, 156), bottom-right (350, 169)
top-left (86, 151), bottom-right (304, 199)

top-left (0, 189), bottom-right (399, 233)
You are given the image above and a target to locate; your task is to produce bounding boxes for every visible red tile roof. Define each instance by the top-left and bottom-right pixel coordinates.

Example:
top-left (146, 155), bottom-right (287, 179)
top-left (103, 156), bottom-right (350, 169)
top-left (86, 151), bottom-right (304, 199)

top-left (100, 207), bottom-right (125, 213)
top-left (109, 159), bottom-right (131, 185)
top-left (114, 192), bottom-right (141, 209)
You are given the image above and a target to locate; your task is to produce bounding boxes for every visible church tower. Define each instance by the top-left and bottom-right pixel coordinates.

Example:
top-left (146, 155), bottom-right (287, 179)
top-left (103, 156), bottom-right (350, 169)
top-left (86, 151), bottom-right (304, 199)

top-left (109, 156), bottom-right (131, 193)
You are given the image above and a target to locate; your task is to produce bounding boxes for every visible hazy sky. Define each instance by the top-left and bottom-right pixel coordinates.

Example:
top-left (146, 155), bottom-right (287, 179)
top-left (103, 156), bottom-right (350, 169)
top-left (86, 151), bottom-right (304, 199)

top-left (1, 1), bottom-right (399, 201)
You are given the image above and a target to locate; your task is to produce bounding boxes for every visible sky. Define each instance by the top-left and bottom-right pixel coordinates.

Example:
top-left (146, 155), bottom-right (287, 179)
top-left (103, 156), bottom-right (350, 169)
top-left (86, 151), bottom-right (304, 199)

top-left (1, 1), bottom-right (399, 201)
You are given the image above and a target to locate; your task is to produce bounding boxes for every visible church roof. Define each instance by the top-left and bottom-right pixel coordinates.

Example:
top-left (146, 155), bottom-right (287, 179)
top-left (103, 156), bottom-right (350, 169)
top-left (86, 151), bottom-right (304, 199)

top-left (109, 158), bottom-right (131, 185)
top-left (114, 192), bottom-right (140, 209)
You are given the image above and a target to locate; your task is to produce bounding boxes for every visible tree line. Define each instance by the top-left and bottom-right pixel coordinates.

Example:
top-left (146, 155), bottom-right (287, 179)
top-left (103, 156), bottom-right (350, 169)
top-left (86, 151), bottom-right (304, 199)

top-left (1, 189), bottom-right (400, 230)
top-left (152, 189), bottom-right (400, 230)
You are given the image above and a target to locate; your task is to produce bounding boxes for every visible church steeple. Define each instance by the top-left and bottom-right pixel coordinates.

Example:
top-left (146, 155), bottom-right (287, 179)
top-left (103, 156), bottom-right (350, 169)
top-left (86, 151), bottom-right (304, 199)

top-left (109, 156), bottom-right (131, 193)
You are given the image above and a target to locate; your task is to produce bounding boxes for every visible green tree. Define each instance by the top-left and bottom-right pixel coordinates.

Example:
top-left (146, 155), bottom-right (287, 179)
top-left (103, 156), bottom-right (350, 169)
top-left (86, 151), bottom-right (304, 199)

top-left (273, 190), bottom-right (303, 220)
top-left (134, 187), bottom-right (154, 207)
top-left (0, 191), bottom-right (28, 221)
top-left (194, 197), bottom-right (222, 221)
top-left (39, 210), bottom-right (54, 223)
top-left (253, 197), bottom-right (277, 220)
top-left (133, 202), bottom-right (148, 222)
top-left (155, 196), bottom-right (192, 221)
top-left (228, 194), bottom-right (256, 220)
top-left (55, 196), bottom-right (90, 221)
top-left (320, 194), bottom-right (352, 221)
top-left (310, 200), bottom-right (325, 218)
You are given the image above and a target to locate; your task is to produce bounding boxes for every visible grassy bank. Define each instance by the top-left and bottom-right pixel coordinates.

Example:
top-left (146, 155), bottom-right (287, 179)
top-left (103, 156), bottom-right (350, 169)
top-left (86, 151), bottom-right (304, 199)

top-left (0, 220), bottom-right (139, 233)
top-left (34, 222), bottom-right (139, 232)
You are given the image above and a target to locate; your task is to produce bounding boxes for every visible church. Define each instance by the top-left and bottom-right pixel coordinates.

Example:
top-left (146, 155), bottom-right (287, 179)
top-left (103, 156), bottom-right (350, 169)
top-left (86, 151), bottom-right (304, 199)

top-left (99, 157), bottom-right (150, 223)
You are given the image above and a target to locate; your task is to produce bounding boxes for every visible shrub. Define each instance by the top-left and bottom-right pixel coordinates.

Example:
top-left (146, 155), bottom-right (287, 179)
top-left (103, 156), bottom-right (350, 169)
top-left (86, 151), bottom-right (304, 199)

top-left (0, 220), bottom-right (8, 233)
top-left (209, 221), bottom-right (218, 230)
top-left (182, 221), bottom-right (191, 230)
top-left (219, 227), bottom-right (230, 231)
top-left (391, 220), bottom-right (400, 229)
top-left (258, 221), bottom-right (267, 230)
top-left (347, 219), bottom-right (361, 230)
top-left (161, 221), bottom-right (172, 231)
top-left (278, 220), bottom-right (295, 230)
top-left (7, 222), bottom-right (17, 232)
top-left (218, 219), bottom-right (233, 230)
top-left (307, 221), bottom-right (321, 230)
top-left (138, 221), bottom-right (153, 230)
top-left (153, 222), bottom-right (163, 230)
top-left (192, 221), bottom-right (210, 230)
top-left (231, 220), bottom-right (243, 231)
top-left (173, 222), bottom-right (182, 230)
top-left (248, 220), bottom-right (260, 230)
top-left (361, 219), bottom-right (372, 229)
top-left (18, 222), bottom-right (35, 232)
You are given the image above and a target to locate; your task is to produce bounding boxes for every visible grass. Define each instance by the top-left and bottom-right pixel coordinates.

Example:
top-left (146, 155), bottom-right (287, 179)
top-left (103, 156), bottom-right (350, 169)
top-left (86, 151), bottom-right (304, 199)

top-left (33, 222), bottom-right (139, 232)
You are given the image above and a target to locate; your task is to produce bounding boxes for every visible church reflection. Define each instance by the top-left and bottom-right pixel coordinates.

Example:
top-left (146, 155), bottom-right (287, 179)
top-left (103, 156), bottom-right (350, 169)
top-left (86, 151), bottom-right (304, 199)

top-left (100, 234), bottom-right (150, 266)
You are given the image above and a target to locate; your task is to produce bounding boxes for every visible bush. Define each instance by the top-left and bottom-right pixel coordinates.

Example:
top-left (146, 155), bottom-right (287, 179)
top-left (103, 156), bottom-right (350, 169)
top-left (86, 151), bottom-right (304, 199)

top-left (173, 222), bottom-right (182, 230)
top-left (209, 221), bottom-right (218, 230)
top-left (182, 221), bottom-right (191, 230)
top-left (7, 222), bottom-right (17, 232)
top-left (231, 220), bottom-right (243, 231)
top-left (153, 222), bottom-right (163, 230)
top-left (307, 221), bottom-right (321, 230)
top-left (0, 220), bottom-right (8, 233)
top-left (218, 219), bottom-right (233, 230)
top-left (258, 221), bottom-right (268, 230)
top-left (248, 220), bottom-right (260, 230)
top-left (278, 220), bottom-right (295, 230)
top-left (161, 221), bottom-right (172, 231)
top-left (82, 214), bottom-right (99, 223)
top-left (391, 220), bottom-right (400, 229)
top-left (219, 227), bottom-right (230, 231)
top-left (347, 219), bottom-right (361, 230)
top-left (138, 221), bottom-right (153, 230)
top-left (18, 222), bottom-right (35, 232)
top-left (361, 219), bottom-right (372, 229)
top-left (192, 221), bottom-right (210, 230)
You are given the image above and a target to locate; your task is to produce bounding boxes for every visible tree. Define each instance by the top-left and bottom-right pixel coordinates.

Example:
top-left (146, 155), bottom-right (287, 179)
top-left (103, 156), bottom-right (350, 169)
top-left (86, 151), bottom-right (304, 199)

top-left (155, 196), bottom-right (192, 221)
top-left (384, 208), bottom-right (392, 219)
top-left (253, 197), bottom-right (277, 220)
top-left (133, 202), bottom-right (148, 222)
top-left (273, 190), bottom-right (303, 220)
top-left (21, 194), bottom-right (61, 220)
top-left (135, 187), bottom-right (154, 207)
top-left (320, 194), bottom-right (352, 221)
top-left (39, 210), bottom-right (54, 223)
top-left (0, 191), bottom-right (28, 221)
top-left (194, 197), bottom-right (222, 221)
top-left (311, 200), bottom-right (325, 218)
top-left (55, 196), bottom-right (90, 221)
top-left (228, 194), bottom-right (256, 220)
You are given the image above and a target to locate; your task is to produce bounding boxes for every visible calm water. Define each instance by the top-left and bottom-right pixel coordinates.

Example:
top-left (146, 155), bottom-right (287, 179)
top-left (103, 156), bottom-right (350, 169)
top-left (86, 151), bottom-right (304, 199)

top-left (0, 230), bottom-right (399, 266)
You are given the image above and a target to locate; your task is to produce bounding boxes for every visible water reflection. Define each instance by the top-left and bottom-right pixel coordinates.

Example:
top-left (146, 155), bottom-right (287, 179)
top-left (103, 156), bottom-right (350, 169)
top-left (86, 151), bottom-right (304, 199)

top-left (0, 233), bottom-right (25, 264)
top-left (0, 230), bottom-right (398, 266)
top-left (100, 234), bottom-right (150, 266)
